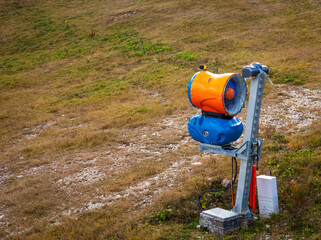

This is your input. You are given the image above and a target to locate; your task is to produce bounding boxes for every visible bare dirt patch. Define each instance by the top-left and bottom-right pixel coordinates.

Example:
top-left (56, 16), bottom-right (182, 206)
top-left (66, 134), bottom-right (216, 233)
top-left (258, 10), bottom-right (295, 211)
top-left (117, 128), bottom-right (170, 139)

top-left (23, 121), bottom-right (56, 140)
top-left (260, 84), bottom-right (320, 132)
top-left (1, 84), bottom-right (320, 237)
top-left (48, 85), bottom-right (321, 219)
top-left (105, 11), bottom-right (137, 25)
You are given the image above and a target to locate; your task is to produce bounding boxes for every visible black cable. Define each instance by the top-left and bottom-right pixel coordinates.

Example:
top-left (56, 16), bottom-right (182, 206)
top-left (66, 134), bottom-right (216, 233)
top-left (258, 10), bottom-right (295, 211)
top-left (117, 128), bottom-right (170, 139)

top-left (197, 157), bottom-right (238, 211)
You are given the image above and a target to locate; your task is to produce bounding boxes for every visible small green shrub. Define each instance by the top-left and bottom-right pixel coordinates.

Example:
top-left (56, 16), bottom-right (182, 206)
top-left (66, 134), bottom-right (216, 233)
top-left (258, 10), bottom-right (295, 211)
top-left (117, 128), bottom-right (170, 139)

top-left (149, 209), bottom-right (174, 224)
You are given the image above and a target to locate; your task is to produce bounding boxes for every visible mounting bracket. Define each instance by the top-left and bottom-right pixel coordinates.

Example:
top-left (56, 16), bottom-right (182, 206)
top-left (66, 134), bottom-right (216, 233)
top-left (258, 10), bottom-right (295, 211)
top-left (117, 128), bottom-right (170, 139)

top-left (199, 139), bottom-right (263, 161)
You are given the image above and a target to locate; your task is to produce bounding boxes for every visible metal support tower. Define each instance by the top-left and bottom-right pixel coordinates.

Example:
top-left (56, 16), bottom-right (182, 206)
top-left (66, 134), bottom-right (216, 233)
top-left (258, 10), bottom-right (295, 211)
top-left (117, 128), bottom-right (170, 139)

top-left (232, 70), bottom-right (265, 215)
top-left (198, 64), bottom-right (269, 234)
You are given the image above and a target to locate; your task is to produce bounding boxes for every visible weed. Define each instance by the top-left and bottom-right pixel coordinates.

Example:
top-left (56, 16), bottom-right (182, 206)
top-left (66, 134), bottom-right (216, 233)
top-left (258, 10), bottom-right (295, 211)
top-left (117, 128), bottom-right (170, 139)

top-left (149, 209), bottom-right (174, 224)
top-left (173, 52), bottom-right (200, 61)
top-left (54, 49), bottom-right (67, 59)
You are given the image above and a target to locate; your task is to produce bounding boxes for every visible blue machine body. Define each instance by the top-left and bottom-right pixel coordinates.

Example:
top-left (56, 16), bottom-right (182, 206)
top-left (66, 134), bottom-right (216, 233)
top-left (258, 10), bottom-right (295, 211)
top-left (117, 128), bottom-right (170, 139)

top-left (188, 114), bottom-right (243, 146)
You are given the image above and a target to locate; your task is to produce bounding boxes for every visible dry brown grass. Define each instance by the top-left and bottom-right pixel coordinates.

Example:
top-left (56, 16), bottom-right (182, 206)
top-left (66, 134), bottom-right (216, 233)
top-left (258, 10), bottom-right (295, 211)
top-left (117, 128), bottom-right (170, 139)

top-left (0, 0), bottom-right (321, 239)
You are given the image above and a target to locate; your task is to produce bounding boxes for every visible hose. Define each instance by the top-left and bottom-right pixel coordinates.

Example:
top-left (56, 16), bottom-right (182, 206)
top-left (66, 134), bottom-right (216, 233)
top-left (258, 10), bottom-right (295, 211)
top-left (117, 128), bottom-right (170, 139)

top-left (197, 157), bottom-right (238, 211)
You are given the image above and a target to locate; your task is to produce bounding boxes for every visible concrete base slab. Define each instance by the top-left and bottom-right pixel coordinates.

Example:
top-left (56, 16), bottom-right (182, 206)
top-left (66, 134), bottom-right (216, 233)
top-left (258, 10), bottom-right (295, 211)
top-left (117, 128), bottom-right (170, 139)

top-left (199, 208), bottom-right (256, 235)
top-left (199, 208), bottom-right (241, 235)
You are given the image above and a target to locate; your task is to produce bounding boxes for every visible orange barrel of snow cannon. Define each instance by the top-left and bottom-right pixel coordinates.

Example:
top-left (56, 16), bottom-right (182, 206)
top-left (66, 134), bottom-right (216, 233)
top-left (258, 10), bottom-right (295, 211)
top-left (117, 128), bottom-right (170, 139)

top-left (187, 69), bottom-right (247, 116)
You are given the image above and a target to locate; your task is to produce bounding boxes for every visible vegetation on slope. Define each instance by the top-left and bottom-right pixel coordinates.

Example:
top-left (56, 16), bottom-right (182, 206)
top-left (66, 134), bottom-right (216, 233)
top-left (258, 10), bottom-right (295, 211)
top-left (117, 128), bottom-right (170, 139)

top-left (0, 0), bottom-right (320, 239)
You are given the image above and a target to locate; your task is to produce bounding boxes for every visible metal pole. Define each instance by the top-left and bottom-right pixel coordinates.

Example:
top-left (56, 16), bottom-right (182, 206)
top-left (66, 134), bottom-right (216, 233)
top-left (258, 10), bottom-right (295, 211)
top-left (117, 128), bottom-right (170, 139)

top-left (232, 71), bottom-right (265, 214)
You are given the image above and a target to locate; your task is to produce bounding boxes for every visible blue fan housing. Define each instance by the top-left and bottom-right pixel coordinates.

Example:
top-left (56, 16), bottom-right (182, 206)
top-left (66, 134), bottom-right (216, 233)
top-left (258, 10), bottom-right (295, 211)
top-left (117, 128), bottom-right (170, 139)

top-left (188, 114), bottom-right (243, 145)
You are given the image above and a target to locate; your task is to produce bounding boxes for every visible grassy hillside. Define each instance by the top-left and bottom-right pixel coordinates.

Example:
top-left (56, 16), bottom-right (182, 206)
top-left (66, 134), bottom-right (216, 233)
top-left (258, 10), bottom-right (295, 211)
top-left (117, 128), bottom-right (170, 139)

top-left (0, 0), bottom-right (320, 239)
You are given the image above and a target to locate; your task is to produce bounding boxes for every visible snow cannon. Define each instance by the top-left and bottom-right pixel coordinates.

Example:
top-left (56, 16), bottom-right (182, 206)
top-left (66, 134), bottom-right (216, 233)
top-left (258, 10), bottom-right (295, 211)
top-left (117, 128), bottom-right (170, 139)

top-left (187, 65), bottom-right (247, 146)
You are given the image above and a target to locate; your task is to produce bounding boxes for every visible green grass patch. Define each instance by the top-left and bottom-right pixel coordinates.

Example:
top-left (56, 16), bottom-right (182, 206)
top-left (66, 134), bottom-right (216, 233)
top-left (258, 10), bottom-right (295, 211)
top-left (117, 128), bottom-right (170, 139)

top-left (0, 74), bottom-right (28, 89)
top-left (173, 52), bottom-right (200, 61)
top-left (63, 78), bottom-right (129, 104)
top-left (89, 79), bottom-right (128, 97)
top-left (102, 25), bottom-right (172, 57)
top-left (149, 209), bottom-right (174, 224)
top-left (114, 102), bottom-right (175, 128)
top-left (263, 126), bottom-right (321, 234)
top-left (270, 70), bottom-right (305, 85)
top-left (56, 130), bottom-right (118, 151)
